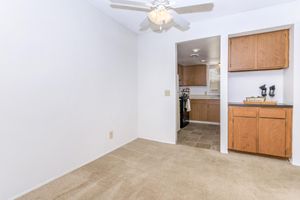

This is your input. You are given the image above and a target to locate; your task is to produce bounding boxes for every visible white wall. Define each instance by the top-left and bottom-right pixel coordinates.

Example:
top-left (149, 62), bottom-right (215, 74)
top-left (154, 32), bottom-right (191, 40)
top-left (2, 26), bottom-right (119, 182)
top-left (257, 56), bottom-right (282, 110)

top-left (0, 0), bottom-right (138, 199)
top-left (228, 70), bottom-right (285, 103)
top-left (284, 25), bottom-right (295, 104)
top-left (292, 23), bottom-right (300, 165)
top-left (137, 1), bottom-right (300, 161)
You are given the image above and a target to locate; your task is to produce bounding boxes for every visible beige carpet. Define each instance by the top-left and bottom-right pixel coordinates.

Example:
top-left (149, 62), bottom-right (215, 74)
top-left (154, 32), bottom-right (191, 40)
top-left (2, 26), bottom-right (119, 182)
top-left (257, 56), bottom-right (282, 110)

top-left (18, 139), bottom-right (300, 200)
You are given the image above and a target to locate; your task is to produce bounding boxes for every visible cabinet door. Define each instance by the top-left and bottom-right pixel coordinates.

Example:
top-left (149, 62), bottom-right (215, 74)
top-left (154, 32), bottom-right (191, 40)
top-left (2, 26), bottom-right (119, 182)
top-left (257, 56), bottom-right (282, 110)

top-left (190, 100), bottom-right (208, 121)
top-left (233, 117), bottom-right (257, 153)
top-left (182, 65), bottom-right (207, 86)
top-left (259, 118), bottom-right (286, 157)
top-left (229, 35), bottom-right (257, 71)
top-left (257, 30), bottom-right (289, 70)
top-left (207, 102), bottom-right (220, 122)
top-left (178, 65), bottom-right (183, 86)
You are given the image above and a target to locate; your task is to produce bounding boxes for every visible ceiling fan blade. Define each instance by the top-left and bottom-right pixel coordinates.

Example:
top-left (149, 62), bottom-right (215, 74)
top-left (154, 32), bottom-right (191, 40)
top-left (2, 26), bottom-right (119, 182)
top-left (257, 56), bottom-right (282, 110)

top-left (169, 10), bottom-right (190, 31)
top-left (110, 0), bottom-right (150, 8)
top-left (140, 18), bottom-right (150, 31)
top-left (174, 3), bottom-right (214, 14)
top-left (111, 4), bottom-right (150, 12)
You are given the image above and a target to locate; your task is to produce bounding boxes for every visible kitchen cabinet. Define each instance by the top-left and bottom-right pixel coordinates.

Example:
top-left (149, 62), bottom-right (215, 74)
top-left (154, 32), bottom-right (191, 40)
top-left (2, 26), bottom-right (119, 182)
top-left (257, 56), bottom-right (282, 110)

top-left (233, 117), bottom-right (257, 153)
top-left (259, 118), bottom-right (286, 157)
top-left (229, 29), bottom-right (289, 72)
top-left (229, 35), bottom-right (257, 71)
top-left (190, 100), bottom-right (208, 121)
top-left (257, 30), bottom-right (289, 70)
top-left (178, 64), bottom-right (183, 86)
top-left (228, 106), bottom-right (292, 158)
top-left (207, 100), bottom-right (221, 122)
top-left (190, 99), bottom-right (220, 123)
top-left (178, 65), bottom-right (207, 86)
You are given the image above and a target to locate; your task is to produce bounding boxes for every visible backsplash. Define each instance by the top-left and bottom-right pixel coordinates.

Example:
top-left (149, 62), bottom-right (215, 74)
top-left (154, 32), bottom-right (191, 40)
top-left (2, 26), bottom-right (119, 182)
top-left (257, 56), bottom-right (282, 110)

top-left (228, 70), bottom-right (284, 103)
top-left (180, 86), bottom-right (220, 96)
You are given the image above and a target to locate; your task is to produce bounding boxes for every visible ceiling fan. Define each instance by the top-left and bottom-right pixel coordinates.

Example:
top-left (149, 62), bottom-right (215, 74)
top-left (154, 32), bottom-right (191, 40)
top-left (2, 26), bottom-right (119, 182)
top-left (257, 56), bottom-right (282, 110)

top-left (110, 0), bottom-right (214, 32)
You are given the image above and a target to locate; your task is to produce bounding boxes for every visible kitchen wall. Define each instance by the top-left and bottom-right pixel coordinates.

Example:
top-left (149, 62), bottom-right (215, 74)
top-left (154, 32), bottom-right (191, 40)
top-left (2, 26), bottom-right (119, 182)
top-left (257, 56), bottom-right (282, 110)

top-left (137, 0), bottom-right (300, 165)
top-left (0, 0), bottom-right (138, 199)
top-left (182, 86), bottom-right (207, 95)
top-left (228, 70), bottom-right (285, 103)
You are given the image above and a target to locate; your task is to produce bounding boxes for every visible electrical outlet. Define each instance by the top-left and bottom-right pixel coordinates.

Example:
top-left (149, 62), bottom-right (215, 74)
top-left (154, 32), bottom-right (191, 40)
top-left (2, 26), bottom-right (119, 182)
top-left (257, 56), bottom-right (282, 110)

top-left (108, 131), bottom-right (114, 140)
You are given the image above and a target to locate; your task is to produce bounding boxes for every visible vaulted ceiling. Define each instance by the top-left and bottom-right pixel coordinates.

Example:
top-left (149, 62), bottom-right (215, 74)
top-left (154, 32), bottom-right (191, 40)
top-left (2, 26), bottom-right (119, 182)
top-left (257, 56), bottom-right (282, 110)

top-left (89, 0), bottom-right (296, 34)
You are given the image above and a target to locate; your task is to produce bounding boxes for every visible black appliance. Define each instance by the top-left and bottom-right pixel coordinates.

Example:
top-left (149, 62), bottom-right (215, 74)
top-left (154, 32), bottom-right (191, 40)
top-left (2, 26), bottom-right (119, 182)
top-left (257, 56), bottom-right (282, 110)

top-left (180, 95), bottom-right (189, 128)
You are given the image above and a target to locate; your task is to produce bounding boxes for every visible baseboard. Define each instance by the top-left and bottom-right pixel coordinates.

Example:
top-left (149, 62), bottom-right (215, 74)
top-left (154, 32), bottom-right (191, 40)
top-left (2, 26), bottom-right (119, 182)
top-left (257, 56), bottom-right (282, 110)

top-left (291, 159), bottom-right (300, 166)
top-left (138, 136), bottom-right (176, 145)
top-left (11, 137), bottom-right (138, 200)
top-left (189, 120), bottom-right (220, 125)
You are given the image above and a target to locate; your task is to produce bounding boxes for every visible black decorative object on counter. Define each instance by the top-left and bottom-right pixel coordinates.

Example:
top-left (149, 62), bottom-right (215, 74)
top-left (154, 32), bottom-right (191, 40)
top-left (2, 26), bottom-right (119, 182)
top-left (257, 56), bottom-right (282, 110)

top-left (269, 85), bottom-right (276, 97)
top-left (260, 84), bottom-right (267, 97)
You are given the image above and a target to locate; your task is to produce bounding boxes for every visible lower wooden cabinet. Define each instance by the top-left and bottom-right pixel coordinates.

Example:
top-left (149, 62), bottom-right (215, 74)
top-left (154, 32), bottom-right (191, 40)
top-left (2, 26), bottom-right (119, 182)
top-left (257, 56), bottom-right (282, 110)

top-left (207, 103), bottom-right (221, 122)
top-left (259, 118), bottom-right (286, 157)
top-left (190, 100), bottom-right (208, 121)
top-left (228, 106), bottom-right (292, 158)
top-left (190, 99), bottom-right (220, 123)
top-left (233, 117), bottom-right (257, 153)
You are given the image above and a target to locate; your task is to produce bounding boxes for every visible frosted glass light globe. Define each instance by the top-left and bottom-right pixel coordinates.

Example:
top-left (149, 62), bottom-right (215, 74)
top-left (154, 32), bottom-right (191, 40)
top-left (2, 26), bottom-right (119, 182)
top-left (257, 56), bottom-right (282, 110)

top-left (148, 7), bottom-right (172, 26)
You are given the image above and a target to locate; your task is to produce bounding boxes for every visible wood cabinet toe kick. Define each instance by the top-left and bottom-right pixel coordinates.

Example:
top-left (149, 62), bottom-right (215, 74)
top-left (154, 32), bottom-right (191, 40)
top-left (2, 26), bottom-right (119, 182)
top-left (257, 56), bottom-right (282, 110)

top-left (228, 105), bottom-right (293, 158)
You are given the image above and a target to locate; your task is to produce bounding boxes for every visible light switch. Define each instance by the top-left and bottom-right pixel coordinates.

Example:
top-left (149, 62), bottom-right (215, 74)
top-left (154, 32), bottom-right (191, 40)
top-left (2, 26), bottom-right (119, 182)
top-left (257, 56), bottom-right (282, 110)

top-left (165, 90), bottom-right (171, 96)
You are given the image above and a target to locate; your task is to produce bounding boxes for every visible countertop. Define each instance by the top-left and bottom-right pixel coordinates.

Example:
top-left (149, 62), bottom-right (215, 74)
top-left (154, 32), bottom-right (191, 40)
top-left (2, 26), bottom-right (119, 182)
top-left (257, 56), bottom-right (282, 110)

top-left (229, 102), bottom-right (293, 108)
top-left (190, 95), bottom-right (220, 100)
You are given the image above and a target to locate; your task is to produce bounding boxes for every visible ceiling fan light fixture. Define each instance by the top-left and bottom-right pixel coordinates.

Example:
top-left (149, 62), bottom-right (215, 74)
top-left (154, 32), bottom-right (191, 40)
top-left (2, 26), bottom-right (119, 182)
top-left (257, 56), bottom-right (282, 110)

top-left (190, 53), bottom-right (199, 57)
top-left (148, 6), bottom-right (172, 26)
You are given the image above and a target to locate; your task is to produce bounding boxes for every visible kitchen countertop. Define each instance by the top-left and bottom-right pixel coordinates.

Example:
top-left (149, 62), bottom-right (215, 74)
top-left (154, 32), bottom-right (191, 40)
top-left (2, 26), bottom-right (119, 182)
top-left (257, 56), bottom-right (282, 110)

top-left (190, 95), bottom-right (220, 100)
top-left (229, 102), bottom-right (293, 108)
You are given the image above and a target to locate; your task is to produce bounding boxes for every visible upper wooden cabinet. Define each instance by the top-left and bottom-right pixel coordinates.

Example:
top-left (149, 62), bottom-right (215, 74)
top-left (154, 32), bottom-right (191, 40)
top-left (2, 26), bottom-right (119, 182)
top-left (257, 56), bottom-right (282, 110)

top-left (257, 30), bottom-right (289, 70)
top-left (178, 65), bottom-right (207, 86)
top-left (229, 35), bottom-right (257, 71)
top-left (229, 29), bottom-right (289, 72)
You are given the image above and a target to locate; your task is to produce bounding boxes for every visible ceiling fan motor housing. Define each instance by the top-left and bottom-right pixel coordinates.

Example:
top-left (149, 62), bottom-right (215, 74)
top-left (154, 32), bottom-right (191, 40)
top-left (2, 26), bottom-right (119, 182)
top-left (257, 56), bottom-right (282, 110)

top-left (152, 0), bottom-right (171, 7)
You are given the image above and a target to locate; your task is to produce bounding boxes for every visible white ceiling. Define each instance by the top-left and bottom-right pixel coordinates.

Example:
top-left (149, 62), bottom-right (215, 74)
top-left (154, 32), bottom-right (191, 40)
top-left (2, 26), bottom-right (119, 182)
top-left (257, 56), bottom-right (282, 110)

top-left (89, 0), bottom-right (296, 34)
top-left (177, 36), bottom-right (220, 66)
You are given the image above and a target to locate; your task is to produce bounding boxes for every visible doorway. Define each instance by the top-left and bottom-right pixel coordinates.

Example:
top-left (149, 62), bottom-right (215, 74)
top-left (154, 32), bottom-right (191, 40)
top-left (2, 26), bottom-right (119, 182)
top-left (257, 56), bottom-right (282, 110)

top-left (176, 36), bottom-right (221, 151)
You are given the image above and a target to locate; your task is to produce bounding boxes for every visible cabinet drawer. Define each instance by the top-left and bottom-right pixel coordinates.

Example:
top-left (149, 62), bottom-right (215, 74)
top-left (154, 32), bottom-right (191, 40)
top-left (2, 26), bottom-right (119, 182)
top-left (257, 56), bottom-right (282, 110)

top-left (232, 107), bottom-right (257, 117)
top-left (207, 99), bottom-right (220, 105)
top-left (259, 108), bottom-right (286, 119)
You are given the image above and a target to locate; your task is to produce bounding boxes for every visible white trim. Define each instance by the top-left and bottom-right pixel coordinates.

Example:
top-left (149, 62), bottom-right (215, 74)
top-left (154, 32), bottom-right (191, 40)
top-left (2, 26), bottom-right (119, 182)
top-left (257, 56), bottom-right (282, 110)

top-left (229, 24), bottom-right (293, 38)
top-left (291, 159), bottom-right (300, 166)
top-left (189, 120), bottom-right (220, 125)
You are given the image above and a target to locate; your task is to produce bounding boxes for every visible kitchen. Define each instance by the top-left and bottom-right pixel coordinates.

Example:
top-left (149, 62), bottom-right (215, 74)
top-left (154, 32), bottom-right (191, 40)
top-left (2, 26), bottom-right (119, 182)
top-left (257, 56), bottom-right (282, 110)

top-left (177, 27), bottom-right (294, 159)
top-left (177, 36), bottom-right (221, 151)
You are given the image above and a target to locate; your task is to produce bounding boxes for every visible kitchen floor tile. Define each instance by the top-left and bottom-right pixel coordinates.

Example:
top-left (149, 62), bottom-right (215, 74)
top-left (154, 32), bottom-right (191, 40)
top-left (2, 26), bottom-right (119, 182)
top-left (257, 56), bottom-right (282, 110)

top-left (177, 123), bottom-right (220, 151)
